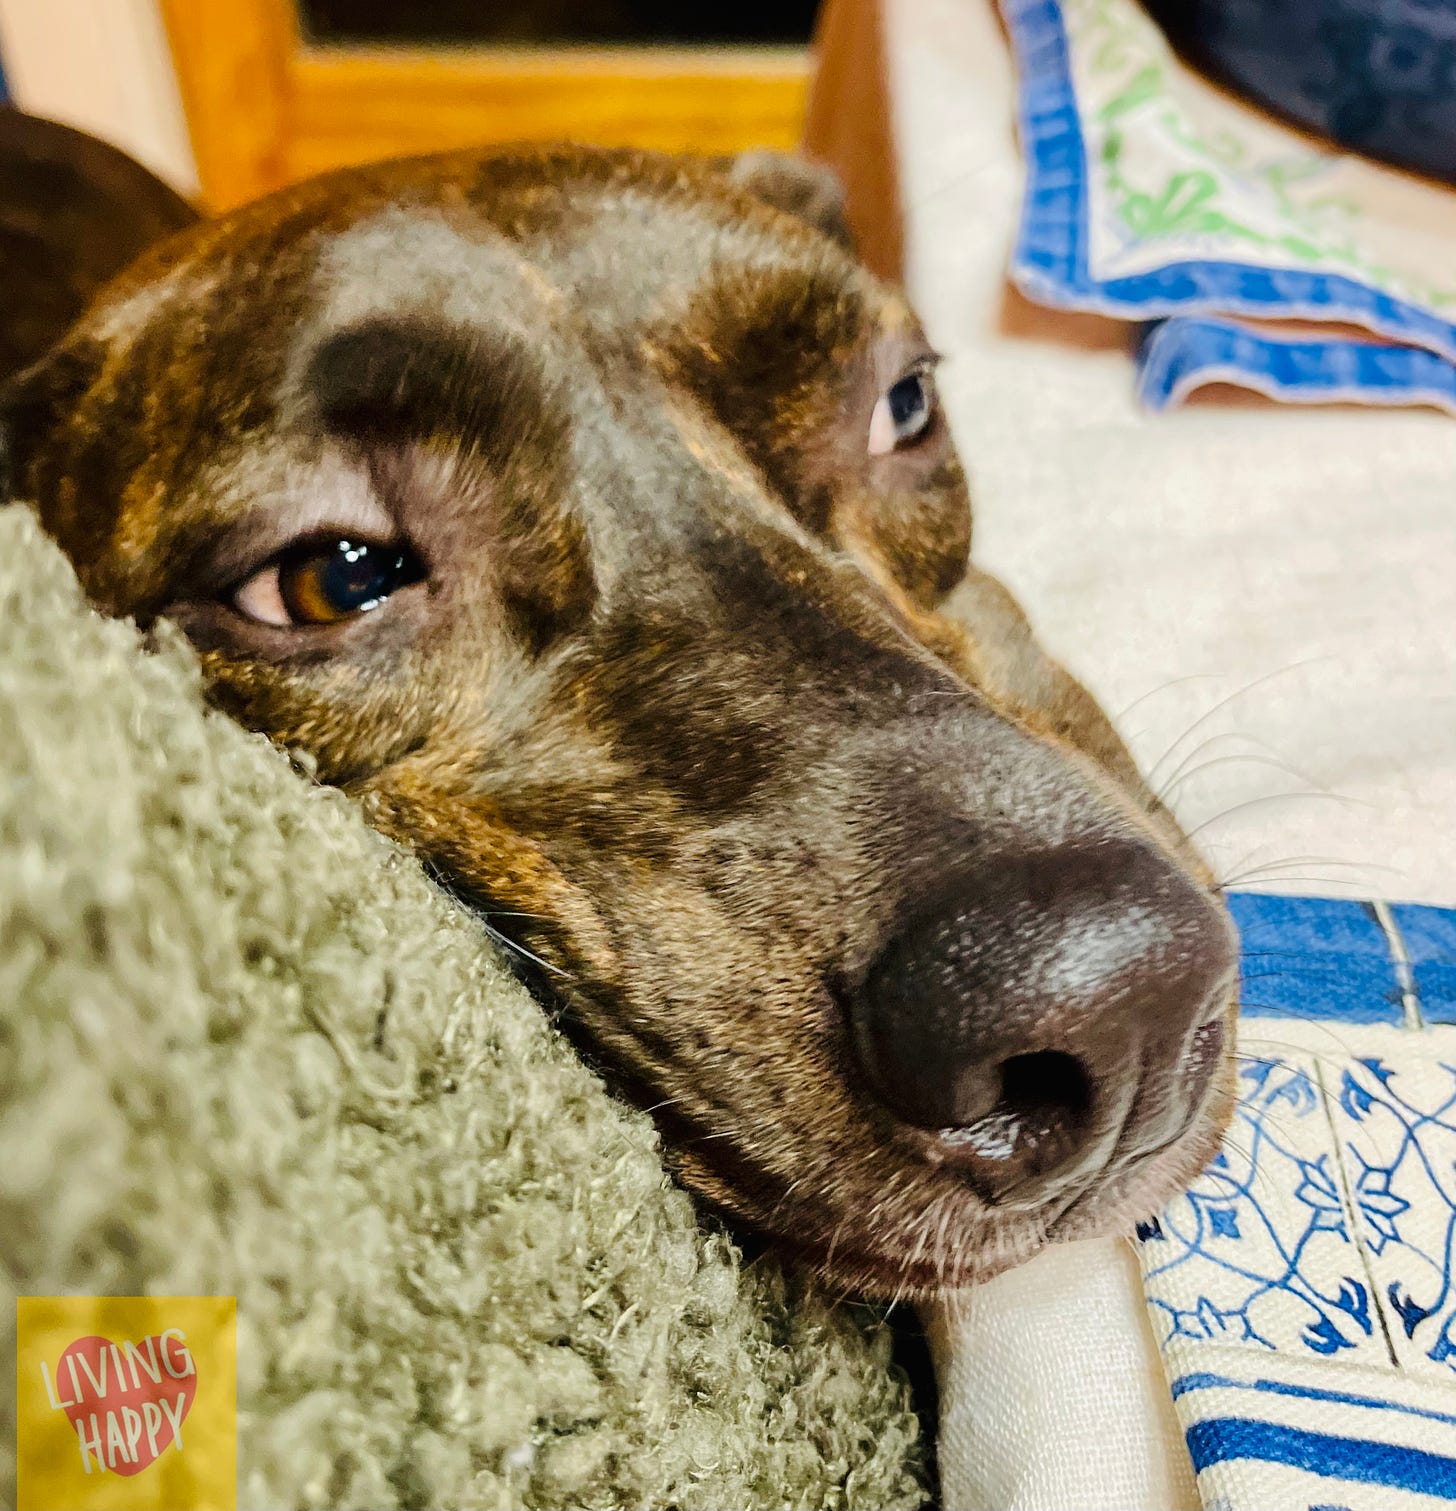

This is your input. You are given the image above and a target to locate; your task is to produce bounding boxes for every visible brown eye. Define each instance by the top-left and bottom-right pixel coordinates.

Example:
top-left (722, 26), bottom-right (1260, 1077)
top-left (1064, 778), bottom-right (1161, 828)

top-left (234, 538), bottom-right (425, 626)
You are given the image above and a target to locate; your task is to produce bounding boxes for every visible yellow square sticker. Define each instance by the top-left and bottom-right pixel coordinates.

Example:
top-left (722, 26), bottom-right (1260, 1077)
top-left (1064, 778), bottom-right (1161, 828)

top-left (15, 1296), bottom-right (237, 1511)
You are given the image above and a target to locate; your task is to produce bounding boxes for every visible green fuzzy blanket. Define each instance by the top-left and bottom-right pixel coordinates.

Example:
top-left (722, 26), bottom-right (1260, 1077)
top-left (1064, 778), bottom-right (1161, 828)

top-left (0, 505), bottom-right (925, 1510)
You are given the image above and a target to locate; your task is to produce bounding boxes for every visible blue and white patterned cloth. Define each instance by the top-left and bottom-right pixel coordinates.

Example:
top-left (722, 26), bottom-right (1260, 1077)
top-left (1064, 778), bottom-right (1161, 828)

top-left (1002, 0), bottom-right (1456, 415)
top-left (1140, 892), bottom-right (1456, 1508)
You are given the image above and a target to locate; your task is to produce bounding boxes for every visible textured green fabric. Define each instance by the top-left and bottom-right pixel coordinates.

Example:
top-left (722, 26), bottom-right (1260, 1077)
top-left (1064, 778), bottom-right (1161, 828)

top-left (0, 505), bottom-right (925, 1511)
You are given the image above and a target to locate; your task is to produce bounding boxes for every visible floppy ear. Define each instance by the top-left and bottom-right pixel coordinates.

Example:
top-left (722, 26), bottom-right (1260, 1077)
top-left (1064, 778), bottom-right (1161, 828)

top-left (0, 111), bottom-right (197, 383)
top-left (725, 151), bottom-right (854, 251)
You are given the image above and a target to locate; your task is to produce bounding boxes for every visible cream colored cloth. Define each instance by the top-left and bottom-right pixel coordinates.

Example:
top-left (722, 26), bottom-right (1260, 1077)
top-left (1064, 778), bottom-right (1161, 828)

top-left (925, 1239), bottom-right (1198, 1510)
top-left (885, 0), bottom-right (1456, 1504)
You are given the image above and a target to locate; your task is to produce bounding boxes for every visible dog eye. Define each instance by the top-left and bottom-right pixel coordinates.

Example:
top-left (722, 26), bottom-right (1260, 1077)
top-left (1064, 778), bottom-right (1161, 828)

top-left (868, 363), bottom-right (938, 456)
top-left (233, 537), bottom-right (425, 626)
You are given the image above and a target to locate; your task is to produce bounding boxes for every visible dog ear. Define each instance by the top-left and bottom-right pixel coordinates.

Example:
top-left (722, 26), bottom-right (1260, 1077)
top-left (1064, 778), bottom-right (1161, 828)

top-left (0, 112), bottom-right (198, 382)
top-left (725, 152), bottom-right (854, 251)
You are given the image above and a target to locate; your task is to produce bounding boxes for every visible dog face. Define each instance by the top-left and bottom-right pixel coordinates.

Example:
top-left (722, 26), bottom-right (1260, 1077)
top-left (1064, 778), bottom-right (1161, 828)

top-left (2, 146), bottom-right (1237, 1295)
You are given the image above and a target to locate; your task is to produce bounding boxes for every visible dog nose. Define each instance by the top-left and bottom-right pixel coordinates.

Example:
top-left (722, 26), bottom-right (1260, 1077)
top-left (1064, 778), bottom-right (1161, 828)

top-left (849, 841), bottom-right (1236, 1203)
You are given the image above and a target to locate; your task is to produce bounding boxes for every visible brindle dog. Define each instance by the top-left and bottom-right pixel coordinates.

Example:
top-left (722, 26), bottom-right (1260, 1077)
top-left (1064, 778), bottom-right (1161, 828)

top-left (1, 145), bottom-right (1238, 1297)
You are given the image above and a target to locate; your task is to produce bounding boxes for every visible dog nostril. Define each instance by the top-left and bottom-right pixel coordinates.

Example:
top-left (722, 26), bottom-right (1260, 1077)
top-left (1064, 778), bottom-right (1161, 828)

top-left (998, 1050), bottom-right (1093, 1127)
top-left (938, 1051), bottom-right (1095, 1190)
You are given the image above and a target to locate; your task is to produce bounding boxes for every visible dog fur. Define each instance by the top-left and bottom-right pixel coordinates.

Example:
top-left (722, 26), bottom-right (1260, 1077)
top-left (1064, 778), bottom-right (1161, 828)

top-left (1, 144), bottom-right (1238, 1298)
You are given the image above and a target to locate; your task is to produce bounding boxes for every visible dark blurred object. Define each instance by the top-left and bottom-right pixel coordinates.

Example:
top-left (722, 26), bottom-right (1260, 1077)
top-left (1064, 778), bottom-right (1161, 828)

top-left (0, 111), bottom-right (198, 382)
top-left (1145, 0), bottom-right (1456, 188)
top-left (300, 0), bottom-right (818, 45)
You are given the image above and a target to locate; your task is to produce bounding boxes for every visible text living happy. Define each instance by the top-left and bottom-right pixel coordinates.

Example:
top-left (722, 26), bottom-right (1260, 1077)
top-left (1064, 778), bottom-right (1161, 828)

top-left (40, 1329), bottom-right (195, 1473)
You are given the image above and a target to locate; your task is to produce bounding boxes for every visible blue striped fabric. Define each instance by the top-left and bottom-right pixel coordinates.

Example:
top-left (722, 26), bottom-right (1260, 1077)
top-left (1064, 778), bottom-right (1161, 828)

top-left (1392, 904), bottom-right (1456, 1026)
top-left (1227, 891), bottom-right (1456, 1027)
top-left (1185, 1416), bottom-right (1456, 1497)
top-left (1141, 892), bottom-right (1456, 1508)
top-left (1171, 1372), bottom-right (1456, 1430)
top-left (1227, 892), bottom-right (1407, 1024)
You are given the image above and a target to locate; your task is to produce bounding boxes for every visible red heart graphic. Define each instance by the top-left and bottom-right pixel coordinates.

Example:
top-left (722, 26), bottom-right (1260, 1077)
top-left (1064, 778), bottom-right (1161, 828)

top-left (56, 1333), bottom-right (197, 1476)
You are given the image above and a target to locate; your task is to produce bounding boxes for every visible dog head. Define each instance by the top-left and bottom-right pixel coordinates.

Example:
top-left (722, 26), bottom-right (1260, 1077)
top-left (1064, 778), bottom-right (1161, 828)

top-left (2, 146), bottom-right (1237, 1295)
